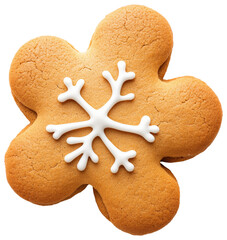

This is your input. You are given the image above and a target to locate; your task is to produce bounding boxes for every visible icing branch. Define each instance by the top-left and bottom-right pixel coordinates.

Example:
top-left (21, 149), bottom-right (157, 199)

top-left (58, 77), bottom-right (95, 116)
top-left (101, 61), bottom-right (135, 113)
top-left (46, 120), bottom-right (91, 140)
top-left (46, 61), bottom-right (159, 173)
top-left (65, 131), bottom-right (98, 170)
top-left (99, 132), bottom-right (136, 173)
top-left (107, 116), bottom-right (160, 142)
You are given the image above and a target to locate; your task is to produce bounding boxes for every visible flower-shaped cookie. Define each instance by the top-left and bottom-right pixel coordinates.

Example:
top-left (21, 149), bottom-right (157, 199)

top-left (6, 5), bottom-right (222, 235)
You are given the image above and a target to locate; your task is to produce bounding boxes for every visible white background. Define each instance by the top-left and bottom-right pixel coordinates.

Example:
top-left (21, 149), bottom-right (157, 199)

top-left (0, 0), bottom-right (226, 239)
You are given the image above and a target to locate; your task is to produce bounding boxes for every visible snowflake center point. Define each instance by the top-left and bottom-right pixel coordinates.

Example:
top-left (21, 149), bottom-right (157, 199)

top-left (90, 109), bottom-right (108, 134)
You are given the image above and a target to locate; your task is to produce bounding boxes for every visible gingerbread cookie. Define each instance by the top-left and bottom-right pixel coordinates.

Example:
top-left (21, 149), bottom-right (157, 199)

top-left (5, 5), bottom-right (222, 235)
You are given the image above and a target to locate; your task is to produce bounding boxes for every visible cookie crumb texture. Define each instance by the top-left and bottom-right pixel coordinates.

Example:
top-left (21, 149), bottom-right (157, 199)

top-left (5, 5), bottom-right (222, 235)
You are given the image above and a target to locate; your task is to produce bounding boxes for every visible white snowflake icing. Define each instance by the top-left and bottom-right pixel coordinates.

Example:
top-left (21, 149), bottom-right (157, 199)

top-left (46, 61), bottom-right (159, 173)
